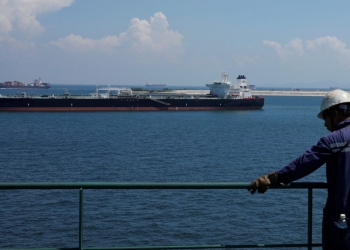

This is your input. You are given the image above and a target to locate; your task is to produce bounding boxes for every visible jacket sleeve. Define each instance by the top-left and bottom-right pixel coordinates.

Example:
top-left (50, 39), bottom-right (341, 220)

top-left (276, 137), bottom-right (333, 184)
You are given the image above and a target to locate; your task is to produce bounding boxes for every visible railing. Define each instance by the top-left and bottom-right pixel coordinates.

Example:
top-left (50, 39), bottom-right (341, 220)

top-left (0, 182), bottom-right (327, 250)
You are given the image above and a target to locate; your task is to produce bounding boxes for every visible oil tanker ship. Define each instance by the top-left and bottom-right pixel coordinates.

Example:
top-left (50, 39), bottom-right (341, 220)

top-left (0, 78), bottom-right (50, 89)
top-left (0, 73), bottom-right (264, 111)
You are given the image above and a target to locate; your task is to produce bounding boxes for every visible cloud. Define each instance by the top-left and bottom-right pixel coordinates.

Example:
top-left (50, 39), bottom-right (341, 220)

top-left (51, 12), bottom-right (184, 60)
top-left (0, 12), bottom-right (12, 35)
top-left (306, 36), bottom-right (350, 65)
top-left (0, 36), bottom-right (36, 57)
top-left (119, 12), bottom-right (183, 55)
top-left (263, 38), bottom-right (304, 59)
top-left (0, 0), bottom-right (74, 36)
top-left (51, 34), bottom-right (119, 53)
top-left (232, 55), bottom-right (259, 66)
top-left (263, 36), bottom-right (350, 68)
top-left (306, 36), bottom-right (347, 52)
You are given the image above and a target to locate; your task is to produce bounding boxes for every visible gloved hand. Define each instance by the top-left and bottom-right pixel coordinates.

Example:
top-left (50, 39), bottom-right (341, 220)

top-left (248, 171), bottom-right (279, 194)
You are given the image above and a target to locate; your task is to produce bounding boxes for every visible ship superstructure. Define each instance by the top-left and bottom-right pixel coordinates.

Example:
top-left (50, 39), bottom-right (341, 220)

top-left (206, 73), bottom-right (253, 99)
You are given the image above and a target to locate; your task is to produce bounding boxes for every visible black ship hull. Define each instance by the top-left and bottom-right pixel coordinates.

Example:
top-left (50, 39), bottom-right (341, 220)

top-left (0, 96), bottom-right (264, 111)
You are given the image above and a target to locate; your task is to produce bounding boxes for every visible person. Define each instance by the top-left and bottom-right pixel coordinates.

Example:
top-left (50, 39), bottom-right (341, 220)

top-left (248, 89), bottom-right (350, 249)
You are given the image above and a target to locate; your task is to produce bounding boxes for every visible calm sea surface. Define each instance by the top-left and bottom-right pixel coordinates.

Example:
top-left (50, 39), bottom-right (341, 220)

top-left (0, 85), bottom-right (328, 249)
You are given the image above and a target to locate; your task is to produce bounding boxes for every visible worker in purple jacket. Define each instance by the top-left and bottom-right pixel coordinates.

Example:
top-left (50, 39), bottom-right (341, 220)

top-left (248, 89), bottom-right (350, 249)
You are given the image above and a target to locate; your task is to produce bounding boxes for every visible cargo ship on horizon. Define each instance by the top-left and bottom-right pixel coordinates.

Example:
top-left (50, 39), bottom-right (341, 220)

top-left (145, 82), bottom-right (167, 87)
top-left (0, 78), bottom-right (50, 89)
top-left (0, 73), bottom-right (263, 111)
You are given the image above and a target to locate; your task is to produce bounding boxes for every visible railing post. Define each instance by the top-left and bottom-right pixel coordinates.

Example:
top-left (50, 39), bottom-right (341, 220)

top-left (308, 187), bottom-right (313, 250)
top-left (79, 188), bottom-right (84, 250)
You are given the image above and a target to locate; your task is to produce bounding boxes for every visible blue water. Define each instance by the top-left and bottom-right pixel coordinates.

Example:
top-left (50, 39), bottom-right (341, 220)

top-left (0, 90), bottom-right (327, 249)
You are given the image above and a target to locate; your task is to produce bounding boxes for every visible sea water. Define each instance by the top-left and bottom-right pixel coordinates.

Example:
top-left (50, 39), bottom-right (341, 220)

top-left (0, 90), bottom-right (327, 249)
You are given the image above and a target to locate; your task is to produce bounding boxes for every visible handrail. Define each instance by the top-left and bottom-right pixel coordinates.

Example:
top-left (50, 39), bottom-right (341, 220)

top-left (0, 182), bottom-right (327, 250)
top-left (0, 182), bottom-right (328, 189)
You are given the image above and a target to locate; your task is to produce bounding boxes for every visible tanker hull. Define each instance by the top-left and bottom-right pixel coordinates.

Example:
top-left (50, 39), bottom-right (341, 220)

top-left (0, 97), bottom-right (264, 111)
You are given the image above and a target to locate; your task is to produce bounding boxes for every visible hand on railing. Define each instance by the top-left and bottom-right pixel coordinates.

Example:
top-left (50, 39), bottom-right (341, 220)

top-left (248, 171), bottom-right (279, 194)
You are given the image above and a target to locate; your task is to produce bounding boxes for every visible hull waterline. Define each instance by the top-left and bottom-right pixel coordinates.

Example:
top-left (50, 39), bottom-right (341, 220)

top-left (0, 97), bottom-right (264, 112)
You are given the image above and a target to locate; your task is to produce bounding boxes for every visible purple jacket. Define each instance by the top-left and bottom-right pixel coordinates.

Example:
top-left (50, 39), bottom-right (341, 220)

top-left (276, 119), bottom-right (350, 249)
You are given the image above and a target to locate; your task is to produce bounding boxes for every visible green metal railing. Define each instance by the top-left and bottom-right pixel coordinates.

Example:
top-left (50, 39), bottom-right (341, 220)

top-left (0, 182), bottom-right (327, 250)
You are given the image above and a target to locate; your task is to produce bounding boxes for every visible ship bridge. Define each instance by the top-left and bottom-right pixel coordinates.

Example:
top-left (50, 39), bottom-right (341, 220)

top-left (206, 73), bottom-right (253, 99)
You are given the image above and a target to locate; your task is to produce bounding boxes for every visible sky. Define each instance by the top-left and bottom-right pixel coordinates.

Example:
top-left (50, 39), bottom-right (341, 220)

top-left (1, 0), bottom-right (350, 88)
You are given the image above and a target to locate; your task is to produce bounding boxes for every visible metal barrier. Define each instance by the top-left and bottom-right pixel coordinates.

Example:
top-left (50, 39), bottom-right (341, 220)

top-left (0, 182), bottom-right (327, 250)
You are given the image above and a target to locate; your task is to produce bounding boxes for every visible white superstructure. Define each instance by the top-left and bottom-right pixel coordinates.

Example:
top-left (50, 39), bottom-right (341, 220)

top-left (206, 73), bottom-right (253, 99)
top-left (92, 85), bottom-right (133, 98)
top-left (34, 78), bottom-right (43, 85)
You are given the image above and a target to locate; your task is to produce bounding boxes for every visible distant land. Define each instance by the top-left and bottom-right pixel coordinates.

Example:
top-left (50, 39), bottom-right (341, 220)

top-left (36, 79), bottom-right (350, 91)
top-left (283, 79), bottom-right (347, 89)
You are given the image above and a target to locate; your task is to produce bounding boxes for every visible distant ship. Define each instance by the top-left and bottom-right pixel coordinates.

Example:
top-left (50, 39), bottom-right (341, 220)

top-left (0, 73), bottom-right (264, 111)
top-left (145, 82), bottom-right (166, 87)
top-left (249, 85), bottom-right (256, 89)
top-left (330, 86), bottom-right (339, 90)
top-left (0, 78), bottom-right (50, 89)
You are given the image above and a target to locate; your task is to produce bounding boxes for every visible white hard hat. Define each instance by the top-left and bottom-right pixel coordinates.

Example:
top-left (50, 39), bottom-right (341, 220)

top-left (317, 89), bottom-right (350, 119)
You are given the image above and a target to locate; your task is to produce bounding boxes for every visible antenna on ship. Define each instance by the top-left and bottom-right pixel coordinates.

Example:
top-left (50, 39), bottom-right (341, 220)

top-left (220, 72), bottom-right (230, 84)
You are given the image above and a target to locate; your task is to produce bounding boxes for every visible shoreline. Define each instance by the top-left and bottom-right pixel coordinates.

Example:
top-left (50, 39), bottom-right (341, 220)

top-left (165, 90), bottom-right (330, 97)
top-left (251, 90), bottom-right (328, 96)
